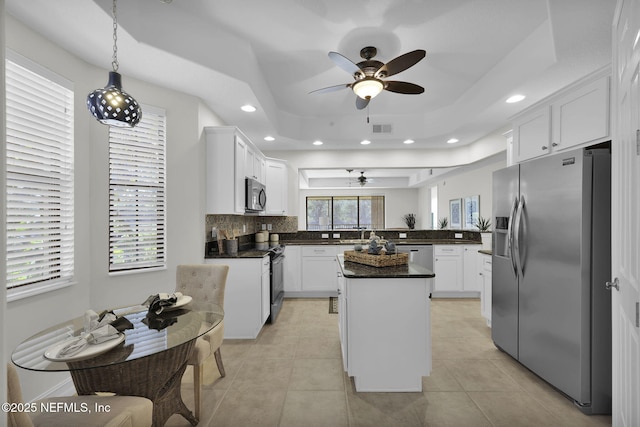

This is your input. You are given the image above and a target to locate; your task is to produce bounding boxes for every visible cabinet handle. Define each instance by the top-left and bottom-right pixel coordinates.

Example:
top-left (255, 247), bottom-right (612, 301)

top-left (542, 145), bottom-right (548, 150)
top-left (552, 143), bottom-right (558, 147)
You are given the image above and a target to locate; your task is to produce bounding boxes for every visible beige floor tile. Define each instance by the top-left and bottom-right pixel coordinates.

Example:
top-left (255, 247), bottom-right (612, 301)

top-left (468, 390), bottom-right (562, 427)
top-left (422, 391), bottom-right (492, 427)
top-left (346, 387), bottom-right (429, 427)
top-left (246, 335), bottom-right (299, 359)
top-left (295, 335), bottom-right (342, 359)
top-left (433, 336), bottom-right (507, 360)
top-left (228, 358), bottom-right (293, 391)
top-left (444, 359), bottom-right (521, 392)
top-left (280, 390), bottom-right (349, 427)
top-left (210, 389), bottom-right (287, 427)
top-left (289, 358), bottom-right (345, 391)
top-left (422, 359), bottom-right (463, 392)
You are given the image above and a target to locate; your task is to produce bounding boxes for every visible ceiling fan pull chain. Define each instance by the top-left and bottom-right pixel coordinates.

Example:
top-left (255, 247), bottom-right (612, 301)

top-left (367, 104), bottom-right (370, 123)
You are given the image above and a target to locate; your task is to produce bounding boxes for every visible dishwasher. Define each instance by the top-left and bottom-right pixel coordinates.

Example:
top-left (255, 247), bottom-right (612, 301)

top-left (398, 245), bottom-right (434, 271)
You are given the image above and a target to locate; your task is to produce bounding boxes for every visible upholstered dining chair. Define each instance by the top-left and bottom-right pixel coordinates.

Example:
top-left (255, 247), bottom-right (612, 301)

top-left (176, 264), bottom-right (229, 420)
top-left (7, 363), bottom-right (153, 427)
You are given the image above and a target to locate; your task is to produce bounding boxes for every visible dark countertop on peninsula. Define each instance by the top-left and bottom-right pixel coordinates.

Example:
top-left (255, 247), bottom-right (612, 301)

top-left (478, 249), bottom-right (492, 256)
top-left (336, 255), bottom-right (435, 279)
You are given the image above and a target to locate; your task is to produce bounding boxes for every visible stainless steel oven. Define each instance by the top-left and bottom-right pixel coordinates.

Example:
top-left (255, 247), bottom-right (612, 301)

top-left (268, 246), bottom-right (285, 322)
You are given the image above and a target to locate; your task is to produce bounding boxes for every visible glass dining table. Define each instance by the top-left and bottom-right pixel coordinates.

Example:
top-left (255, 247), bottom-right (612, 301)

top-left (11, 300), bottom-right (223, 426)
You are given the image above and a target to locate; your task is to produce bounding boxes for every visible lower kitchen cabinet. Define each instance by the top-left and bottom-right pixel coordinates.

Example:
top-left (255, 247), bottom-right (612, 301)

top-left (300, 246), bottom-right (339, 296)
top-left (432, 245), bottom-right (481, 298)
top-left (283, 245), bottom-right (302, 293)
top-left (205, 255), bottom-right (270, 339)
top-left (478, 253), bottom-right (492, 326)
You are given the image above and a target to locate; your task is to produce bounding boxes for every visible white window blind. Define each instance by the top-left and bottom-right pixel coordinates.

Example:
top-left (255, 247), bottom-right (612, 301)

top-left (5, 55), bottom-right (75, 291)
top-left (109, 106), bottom-right (166, 272)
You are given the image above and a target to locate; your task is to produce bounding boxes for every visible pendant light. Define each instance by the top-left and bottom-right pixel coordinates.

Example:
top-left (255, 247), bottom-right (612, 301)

top-left (86, 0), bottom-right (141, 127)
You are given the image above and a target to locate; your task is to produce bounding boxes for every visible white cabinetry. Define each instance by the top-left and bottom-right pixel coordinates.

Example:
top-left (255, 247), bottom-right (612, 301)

top-left (511, 68), bottom-right (610, 164)
top-left (283, 245), bottom-right (302, 293)
top-left (261, 256), bottom-right (271, 324)
top-left (337, 266), bottom-right (347, 370)
top-left (205, 256), bottom-right (269, 339)
top-left (433, 245), bottom-right (481, 297)
top-left (478, 253), bottom-right (492, 327)
top-left (301, 246), bottom-right (339, 295)
top-left (265, 158), bottom-right (288, 215)
top-left (463, 246), bottom-right (480, 292)
top-left (206, 126), bottom-right (285, 214)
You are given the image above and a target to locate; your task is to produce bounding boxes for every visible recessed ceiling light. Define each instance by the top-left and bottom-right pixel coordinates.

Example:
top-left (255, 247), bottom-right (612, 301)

top-left (506, 94), bottom-right (525, 103)
top-left (313, 140), bottom-right (323, 146)
top-left (264, 136), bottom-right (275, 141)
top-left (403, 139), bottom-right (415, 145)
top-left (360, 140), bottom-right (371, 145)
top-left (447, 138), bottom-right (459, 144)
top-left (241, 104), bottom-right (257, 112)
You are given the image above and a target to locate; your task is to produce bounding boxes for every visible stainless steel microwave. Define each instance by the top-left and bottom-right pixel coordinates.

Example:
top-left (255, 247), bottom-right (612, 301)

top-left (245, 178), bottom-right (267, 212)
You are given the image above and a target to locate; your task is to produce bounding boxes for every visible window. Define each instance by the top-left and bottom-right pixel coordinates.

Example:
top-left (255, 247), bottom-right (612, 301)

top-left (5, 53), bottom-right (74, 292)
top-left (306, 196), bottom-right (384, 230)
top-left (109, 105), bottom-right (166, 272)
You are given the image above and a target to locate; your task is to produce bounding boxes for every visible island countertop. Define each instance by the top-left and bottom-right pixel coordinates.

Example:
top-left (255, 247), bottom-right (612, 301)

top-left (336, 254), bottom-right (435, 279)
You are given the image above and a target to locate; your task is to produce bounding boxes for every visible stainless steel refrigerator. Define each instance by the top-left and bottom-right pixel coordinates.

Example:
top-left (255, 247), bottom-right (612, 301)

top-left (492, 145), bottom-right (611, 414)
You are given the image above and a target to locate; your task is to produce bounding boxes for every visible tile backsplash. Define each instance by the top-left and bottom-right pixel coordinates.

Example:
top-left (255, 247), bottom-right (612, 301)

top-left (205, 214), bottom-right (298, 242)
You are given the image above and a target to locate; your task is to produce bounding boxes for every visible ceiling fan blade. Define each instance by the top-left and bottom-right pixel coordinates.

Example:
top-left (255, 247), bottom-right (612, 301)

top-left (356, 96), bottom-right (370, 110)
top-left (375, 49), bottom-right (426, 78)
top-left (328, 51), bottom-right (364, 77)
top-left (384, 81), bottom-right (425, 94)
top-left (309, 83), bottom-right (352, 95)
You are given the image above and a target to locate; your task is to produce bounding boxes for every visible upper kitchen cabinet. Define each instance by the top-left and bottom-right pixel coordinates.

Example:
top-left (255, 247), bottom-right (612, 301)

top-left (265, 158), bottom-right (288, 215)
top-left (511, 67), bottom-right (610, 164)
top-left (206, 126), bottom-right (288, 215)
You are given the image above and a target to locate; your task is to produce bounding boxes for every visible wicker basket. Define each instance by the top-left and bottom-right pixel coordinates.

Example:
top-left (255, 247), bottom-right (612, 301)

top-left (343, 250), bottom-right (409, 267)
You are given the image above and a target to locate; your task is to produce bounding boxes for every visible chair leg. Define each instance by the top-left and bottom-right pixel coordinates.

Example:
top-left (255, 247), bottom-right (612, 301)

top-left (193, 363), bottom-right (203, 420)
top-left (214, 348), bottom-right (226, 378)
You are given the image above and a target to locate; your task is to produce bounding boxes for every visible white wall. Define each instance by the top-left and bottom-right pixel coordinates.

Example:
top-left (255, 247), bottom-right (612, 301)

top-left (4, 15), bottom-right (225, 401)
top-left (297, 188), bottom-right (420, 230)
top-left (1, 0), bottom-right (7, 414)
top-left (434, 158), bottom-right (506, 228)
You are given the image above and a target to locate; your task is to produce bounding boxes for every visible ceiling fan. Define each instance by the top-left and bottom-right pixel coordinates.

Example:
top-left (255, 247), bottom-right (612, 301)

top-left (310, 46), bottom-right (426, 110)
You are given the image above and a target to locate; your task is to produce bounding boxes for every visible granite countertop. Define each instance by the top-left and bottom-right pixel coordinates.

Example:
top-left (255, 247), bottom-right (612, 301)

top-left (280, 239), bottom-right (480, 246)
top-left (205, 248), bottom-right (272, 259)
top-left (337, 255), bottom-right (435, 279)
top-left (478, 249), bottom-right (492, 256)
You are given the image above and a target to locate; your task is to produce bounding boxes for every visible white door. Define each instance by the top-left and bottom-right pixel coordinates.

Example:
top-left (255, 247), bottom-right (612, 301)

top-left (612, 1), bottom-right (640, 425)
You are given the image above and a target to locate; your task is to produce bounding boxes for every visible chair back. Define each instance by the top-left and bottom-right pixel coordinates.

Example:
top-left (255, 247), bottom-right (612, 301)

top-left (176, 264), bottom-right (229, 308)
top-left (6, 363), bottom-right (35, 427)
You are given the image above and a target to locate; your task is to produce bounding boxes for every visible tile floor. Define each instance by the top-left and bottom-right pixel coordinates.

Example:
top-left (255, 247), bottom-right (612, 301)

top-left (167, 298), bottom-right (612, 427)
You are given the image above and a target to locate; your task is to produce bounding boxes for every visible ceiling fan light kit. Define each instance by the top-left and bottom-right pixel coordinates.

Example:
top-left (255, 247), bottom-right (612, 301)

top-left (87, 0), bottom-right (141, 127)
top-left (311, 45), bottom-right (426, 110)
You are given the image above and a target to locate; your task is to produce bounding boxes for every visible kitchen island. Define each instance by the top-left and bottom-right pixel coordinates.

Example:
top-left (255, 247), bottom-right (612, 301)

top-left (336, 254), bottom-right (435, 392)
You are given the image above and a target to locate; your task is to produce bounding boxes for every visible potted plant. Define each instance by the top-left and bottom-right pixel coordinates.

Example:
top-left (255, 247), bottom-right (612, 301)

top-left (403, 213), bottom-right (416, 229)
top-left (438, 217), bottom-right (448, 230)
top-left (474, 215), bottom-right (492, 250)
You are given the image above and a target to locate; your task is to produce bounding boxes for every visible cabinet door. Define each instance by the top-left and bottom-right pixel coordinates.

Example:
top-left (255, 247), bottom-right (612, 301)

top-left (265, 160), bottom-right (287, 215)
top-left (244, 145), bottom-right (256, 179)
top-left (234, 136), bottom-right (247, 213)
top-left (337, 266), bottom-right (348, 370)
top-left (552, 76), bottom-right (609, 151)
top-left (513, 107), bottom-right (551, 162)
top-left (283, 246), bottom-right (302, 292)
top-left (481, 257), bottom-right (492, 326)
top-left (463, 246), bottom-right (480, 291)
top-left (261, 256), bottom-right (271, 323)
top-left (302, 257), bottom-right (338, 291)
top-left (434, 256), bottom-right (462, 291)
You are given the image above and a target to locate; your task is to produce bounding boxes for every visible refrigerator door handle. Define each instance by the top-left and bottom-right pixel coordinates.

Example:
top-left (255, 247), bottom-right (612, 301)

top-left (514, 196), bottom-right (525, 277)
top-left (507, 197), bottom-right (518, 278)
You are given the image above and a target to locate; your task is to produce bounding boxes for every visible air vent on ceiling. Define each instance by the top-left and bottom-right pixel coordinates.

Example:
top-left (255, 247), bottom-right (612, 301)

top-left (372, 123), bottom-right (393, 134)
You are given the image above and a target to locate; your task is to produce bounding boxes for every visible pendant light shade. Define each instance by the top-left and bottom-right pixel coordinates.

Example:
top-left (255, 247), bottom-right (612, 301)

top-left (87, 71), bottom-right (141, 127)
top-left (86, 0), bottom-right (141, 127)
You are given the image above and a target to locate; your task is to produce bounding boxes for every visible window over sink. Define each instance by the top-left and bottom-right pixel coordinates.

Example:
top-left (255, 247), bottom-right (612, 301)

top-left (306, 196), bottom-right (385, 230)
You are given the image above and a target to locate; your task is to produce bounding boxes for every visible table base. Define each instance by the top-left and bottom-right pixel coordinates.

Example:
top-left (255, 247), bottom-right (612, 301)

top-left (68, 340), bottom-right (197, 426)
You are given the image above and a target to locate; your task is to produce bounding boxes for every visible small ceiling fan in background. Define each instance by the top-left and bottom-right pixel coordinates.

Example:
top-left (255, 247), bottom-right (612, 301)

top-left (346, 169), bottom-right (369, 187)
top-left (310, 46), bottom-right (426, 110)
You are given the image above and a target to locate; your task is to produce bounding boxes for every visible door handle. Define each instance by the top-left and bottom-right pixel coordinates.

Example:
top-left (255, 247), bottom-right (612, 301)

top-left (513, 196), bottom-right (525, 277)
top-left (507, 197), bottom-right (518, 278)
top-left (605, 277), bottom-right (619, 291)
